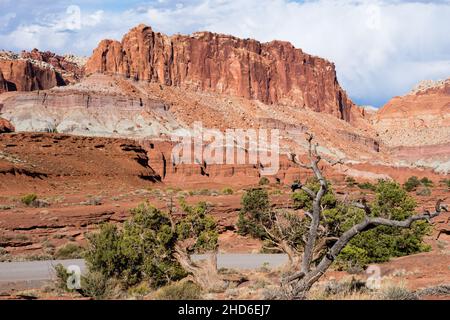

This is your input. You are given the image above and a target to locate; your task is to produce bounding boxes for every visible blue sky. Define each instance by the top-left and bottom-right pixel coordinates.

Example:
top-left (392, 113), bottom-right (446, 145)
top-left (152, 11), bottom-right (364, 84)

top-left (0, 0), bottom-right (449, 107)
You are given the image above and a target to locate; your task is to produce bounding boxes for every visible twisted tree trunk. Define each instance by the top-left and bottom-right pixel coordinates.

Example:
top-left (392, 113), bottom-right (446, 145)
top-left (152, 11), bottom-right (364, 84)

top-left (285, 133), bottom-right (448, 299)
top-left (173, 245), bottom-right (227, 292)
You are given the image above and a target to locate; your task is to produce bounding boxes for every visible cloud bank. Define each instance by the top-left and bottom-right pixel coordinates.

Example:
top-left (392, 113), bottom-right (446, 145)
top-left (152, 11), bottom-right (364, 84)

top-left (0, 0), bottom-right (449, 107)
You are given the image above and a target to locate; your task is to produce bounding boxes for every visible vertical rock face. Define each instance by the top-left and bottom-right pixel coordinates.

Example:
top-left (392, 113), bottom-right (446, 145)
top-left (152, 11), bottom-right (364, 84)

top-left (0, 49), bottom-right (87, 93)
top-left (20, 49), bottom-right (85, 83)
top-left (85, 24), bottom-right (362, 122)
top-left (0, 59), bottom-right (64, 91)
top-left (0, 70), bottom-right (7, 93)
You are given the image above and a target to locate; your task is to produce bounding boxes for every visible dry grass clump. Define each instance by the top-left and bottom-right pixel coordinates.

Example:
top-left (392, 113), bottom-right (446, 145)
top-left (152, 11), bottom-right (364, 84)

top-left (152, 280), bottom-right (202, 300)
top-left (377, 283), bottom-right (418, 300)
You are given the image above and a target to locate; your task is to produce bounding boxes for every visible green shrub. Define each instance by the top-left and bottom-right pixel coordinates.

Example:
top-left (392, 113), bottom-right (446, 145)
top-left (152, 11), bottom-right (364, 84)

top-left (84, 203), bottom-right (186, 288)
top-left (241, 179), bottom-right (431, 271)
top-left (237, 188), bottom-right (271, 238)
top-left (335, 246), bottom-right (369, 270)
top-left (80, 271), bottom-right (119, 300)
top-left (292, 179), bottom-right (336, 212)
top-left (222, 187), bottom-right (234, 195)
top-left (345, 176), bottom-right (357, 187)
top-left (259, 177), bottom-right (270, 185)
top-left (54, 243), bottom-right (84, 260)
top-left (54, 263), bottom-right (71, 291)
top-left (84, 201), bottom-right (219, 289)
top-left (336, 181), bottom-right (431, 269)
top-left (21, 194), bottom-right (37, 206)
top-left (420, 177), bottom-right (433, 188)
top-left (177, 200), bottom-right (218, 253)
top-left (403, 176), bottom-right (420, 192)
top-left (53, 264), bottom-right (118, 299)
top-left (357, 182), bottom-right (376, 191)
top-left (153, 280), bottom-right (202, 300)
top-left (127, 282), bottom-right (151, 298)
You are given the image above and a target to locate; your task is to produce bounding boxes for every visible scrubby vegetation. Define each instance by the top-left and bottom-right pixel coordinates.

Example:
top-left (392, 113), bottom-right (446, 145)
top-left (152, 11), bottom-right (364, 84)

top-left (83, 200), bottom-right (219, 291)
top-left (404, 176), bottom-right (434, 192)
top-left (21, 193), bottom-right (37, 206)
top-left (79, 271), bottom-right (119, 299)
top-left (357, 182), bottom-right (376, 191)
top-left (442, 179), bottom-right (450, 189)
top-left (335, 180), bottom-right (431, 269)
top-left (84, 203), bottom-right (186, 288)
top-left (236, 188), bottom-right (271, 239)
top-left (345, 176), bottom-right (357, 187)
top-left (48, 135), bottom-right (445, 300)
top-left (153, 280), bottom-right (202, 300)
top-left (420, 177), bottom-right (433, 188)
top-left (259, 177), bottom-right (270, 186)
top-left (54, 264), bottom-right (119, 299)
top-left (238, 179), bottom-right (432, 271)
top-left (378, 283), bottom-right (418, 300)
top-left (416, 187), bottom-right (432, 197)
top-left (177, 200), bottom-right (218, 253)
top-left (403, 176), bottom-right (421, 192)
top-left (54, 243), bottom-right (85, 260)
top-left (221, 187), bottom-right (234, 195)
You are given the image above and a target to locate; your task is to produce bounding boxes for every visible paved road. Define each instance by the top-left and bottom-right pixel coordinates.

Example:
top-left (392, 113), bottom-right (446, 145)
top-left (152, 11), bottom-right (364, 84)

top-left (0, 254), bottom-right (288, 283)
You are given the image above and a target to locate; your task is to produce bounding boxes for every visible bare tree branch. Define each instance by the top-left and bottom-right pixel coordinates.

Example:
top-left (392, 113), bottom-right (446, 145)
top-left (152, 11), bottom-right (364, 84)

top-left (282, 132), bottom-right (448, 299)
top-left (289, 200), bottom-right (447, 298)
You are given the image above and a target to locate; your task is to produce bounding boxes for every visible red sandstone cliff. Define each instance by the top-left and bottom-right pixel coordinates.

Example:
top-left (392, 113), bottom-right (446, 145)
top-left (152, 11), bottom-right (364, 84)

top-left (0, 59), bottom-right (64, 91)
top-left (85, 24), bottom-right (362, 123)
top-left (374, 78), bottom-right (450, 147)
top-left (20, 49), bottom-right (85, 83)
top-left (0, 69), bottom-right (7, 93)
top-left (0, 49), bottom-right (86, 93)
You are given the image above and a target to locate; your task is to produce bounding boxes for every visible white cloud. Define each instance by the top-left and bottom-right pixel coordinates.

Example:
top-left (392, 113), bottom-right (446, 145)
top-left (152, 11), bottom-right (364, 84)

top-left (0, 12), bottom-right (16, 29)
top-left (138, 0), bottom-right (450, 106)
top-left (0, 0), bottom-right (449, 107)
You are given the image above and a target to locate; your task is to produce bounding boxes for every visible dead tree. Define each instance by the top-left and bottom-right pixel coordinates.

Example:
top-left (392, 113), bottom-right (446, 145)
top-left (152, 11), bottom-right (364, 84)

top-left (282, 133), bottom-right (448, 299)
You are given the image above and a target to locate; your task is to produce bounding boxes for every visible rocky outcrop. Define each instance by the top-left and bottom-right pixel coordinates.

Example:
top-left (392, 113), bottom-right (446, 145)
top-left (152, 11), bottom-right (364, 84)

top-left (0, 69), bottom-right (7, 93)
top-left (374, 78), bottom-right (450, 147)
top-left (85, 24), bottom-right (362, 123)
top-left (0, 48), bottom-right (87, 93)
top-left (20, 49), bottom-right (85, 83)
top-left (0, 59), bottom-right (65, 91)
top-left (374, 78), bottom-right (450, 173)
top-left (0, 117), bottom-right (14, 133)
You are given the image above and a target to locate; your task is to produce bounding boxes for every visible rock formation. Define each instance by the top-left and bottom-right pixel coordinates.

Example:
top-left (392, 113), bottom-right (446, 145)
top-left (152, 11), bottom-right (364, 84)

top-left (0, 69), bottom-right (7, 93)
top-left (0, 49), bottom-right (86, 92)
top-left (0, 117), bottom-right (14, 133)
top-left (85, 24), bottom-right (362, 123)
top-left (20, 49), bottom-right (86, 83)
top-left (0, 73), bottom-right (380, 165)
top-left (374, 78), bottom-right (450, 147)
top-left (0, 58), bottom-right (65, 91)
top-left (374, 78), bottom-right (450, 173)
